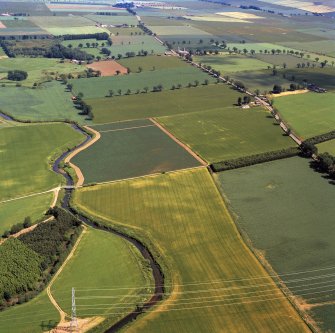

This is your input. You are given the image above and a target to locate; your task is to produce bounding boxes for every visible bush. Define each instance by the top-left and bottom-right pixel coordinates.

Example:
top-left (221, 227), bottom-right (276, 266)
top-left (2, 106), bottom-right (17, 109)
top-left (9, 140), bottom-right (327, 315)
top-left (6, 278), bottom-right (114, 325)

top-left (7, 70), bottom-right (28, 81)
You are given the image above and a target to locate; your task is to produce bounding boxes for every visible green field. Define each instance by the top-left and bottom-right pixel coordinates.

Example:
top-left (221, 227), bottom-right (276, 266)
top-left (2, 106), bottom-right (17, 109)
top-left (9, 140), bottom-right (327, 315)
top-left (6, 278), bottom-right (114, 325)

top-left (51, 227), bottom-right (154, 324)
top-left (255, 53), bottom-right (318, 68)
top-left (275, 92), bottom-right (335, 138)
top-left (280, 40), bottom-right (335, 57)
top-left (74, 168), bottom-right (309, 333)
top-left (109, 35), bottom-right (167, 57)
top-left (0, 82), bottom-right (88, 123)
top-left (217, 157), bottom-right (335, 332)
top-left (89, 84), bottom-right (241, 123)
top-left (118, 55), bottom-right (188, 72)
top-left (108, 27), bottom-right (143, 36)
top-left (0, 58), bottom-right (84, 87)
top-left (282, 67), bottom-right (335, 91)
top-left (227, 69), bottom-right (293, 93)
top-left (157, 106), bottom-right (294, 163)
top-left (149, 25), bottom-right (211, 36)
top-left (71, 67), bottom-right (215, 99)
top-left (194, 54), bottom-right (271, 73)
top-left (46, 26), bottom-right (109, 36)
top-left (0, 291), bottom-right (59, 333)
top-left (30, 15), bottom-right (94, 28)
top-left (0, 192), bottom-right (52, 235)
top-left (317, 139), bottom-right (335, 155)
top-left (0, 123), bottom-right (83, 200)
top-left (72, 119), bottom-right (200, 183)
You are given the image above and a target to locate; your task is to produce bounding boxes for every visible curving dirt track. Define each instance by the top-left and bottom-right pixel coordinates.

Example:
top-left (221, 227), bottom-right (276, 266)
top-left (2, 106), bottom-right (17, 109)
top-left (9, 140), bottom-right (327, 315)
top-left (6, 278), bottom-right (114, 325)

top-left (64, 126), bottom-right (101, 187)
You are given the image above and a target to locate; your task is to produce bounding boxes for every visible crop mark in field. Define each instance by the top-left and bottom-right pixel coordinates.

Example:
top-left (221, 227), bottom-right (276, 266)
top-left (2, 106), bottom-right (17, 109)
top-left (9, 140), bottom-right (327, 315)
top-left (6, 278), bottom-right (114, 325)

top-left (99, 124), bottom-right (155, 133)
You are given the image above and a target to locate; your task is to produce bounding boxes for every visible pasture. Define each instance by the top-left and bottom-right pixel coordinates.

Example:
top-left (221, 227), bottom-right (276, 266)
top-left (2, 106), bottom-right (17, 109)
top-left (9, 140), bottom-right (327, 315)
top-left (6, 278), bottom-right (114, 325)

top-left (255, 53), bottom-right (318, 68)
top-left (109, 35), bottom-right (167, 57)
top-left (74, 168), bottom-right (309, 333)
top-left (72, 119), bottom-right (201, 183)
top-left (51, 227), bottom-right (154, 321)
top-left (30, 15), bottom-right (94, 28)
top-left (317, 139), bottom-right (335, 155)
top-left (275, 92), bottom-right (335, 138)
top-left (157, 106), bottom-right (294, 163)
top-left (0, 58), bottom-right (85, 87)
top-left (46, 26), bottom-right (108, 36)
top-left (148, 25), bottom-right (211, 36)
top-left (218, 156), bottom-right (335, 332)
top-left (88, 84), bottom-right (241, 123)
top-left (227, 69), bottom-right (294, 93)
top-left (0, 291), bottom-right (59, 333)
top-left (194, 54), bottom-right (271, 72)
top-left (282, 67), bottom-right (335, 91)
top-left (70, 67), bottom-right (215, 99)
top-left (280, 40), bottom-right (335, 57)
top-left (0, 123), bottom-right (83, 200)
top-left (118, 55), bottom-right (188, 72)
top-left (0, 82), bottom-right (88, 123)
top-left (0, 192), bottom-right (52, 235)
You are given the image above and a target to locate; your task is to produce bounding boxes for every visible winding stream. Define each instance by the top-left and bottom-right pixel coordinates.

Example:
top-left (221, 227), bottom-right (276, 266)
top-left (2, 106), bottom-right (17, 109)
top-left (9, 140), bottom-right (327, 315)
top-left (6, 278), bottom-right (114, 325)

top-left (0, 113), bottom-right (165, 333)
top-left (53, 124), bottom-right (165, 333)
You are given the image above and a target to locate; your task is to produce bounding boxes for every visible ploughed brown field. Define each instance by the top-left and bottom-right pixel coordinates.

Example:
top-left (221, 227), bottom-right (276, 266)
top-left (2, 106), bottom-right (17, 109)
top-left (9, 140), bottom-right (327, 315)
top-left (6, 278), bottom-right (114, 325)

top-left (86, 60), bottom-right (128, 76)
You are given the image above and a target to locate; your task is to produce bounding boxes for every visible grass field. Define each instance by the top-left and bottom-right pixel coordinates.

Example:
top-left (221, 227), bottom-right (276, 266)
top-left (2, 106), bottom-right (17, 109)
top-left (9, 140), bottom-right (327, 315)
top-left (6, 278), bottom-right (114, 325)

top-left (275, 92), bottom-right (335, 138)
top-left (282, 67), bottom-right (335, 91)
top-left (118, 55), bottom-right (188, 72)
top-left (157, 106), bottom-right (294, 163)
top-left (0, 82), bottom-right (88, 123)
top-left (0, 123), bottom-right (83, 200)
top-left (0, 291), bottom-right (59, 333)
top-left (30, 15), bottom-right (94, 28)
top-left (317, 139), bottom-right (335, 155)
top-left (255, 53), bottom-right (318, 68)
top-left (194, 54), bottom-right (271, 72)
top-left (217, 156), bottom-right (335, 332)
top-left (46, 26), bottom-right (109, 36)
top-left (71, 67), bottom-right (215, 99)
top-left (0, 192), bottom-right (52, 235)
top-left (108, 35), bottom-right (167, 57)
top-left (0, 58), bottom-right (84, 87)
top-left (72, 119), bottom-right (201, 183)
top-left (280, 40), bottom-right (335, 57)
top-left (51, 227), bottom-right (153, 323)
top-left (74, 168), bottom-right (309, 333)
top-left (88, 84), bottom-right (241, 123)
top-left (149, 25), bottom-right (211, 36)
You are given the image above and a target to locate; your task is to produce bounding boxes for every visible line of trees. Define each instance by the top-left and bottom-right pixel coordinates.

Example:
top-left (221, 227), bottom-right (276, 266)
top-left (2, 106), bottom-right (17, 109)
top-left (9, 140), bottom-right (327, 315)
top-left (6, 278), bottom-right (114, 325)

top-left (2, 217), bottom-right (32, 238)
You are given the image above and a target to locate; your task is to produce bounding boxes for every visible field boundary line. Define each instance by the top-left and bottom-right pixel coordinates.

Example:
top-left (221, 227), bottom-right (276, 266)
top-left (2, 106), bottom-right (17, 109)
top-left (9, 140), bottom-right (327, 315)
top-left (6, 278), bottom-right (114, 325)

top-left (0, 188), bottom-right (57, 205)
top-left (82, 166), bottom-right (206, 187)
top-left (99, 124), bottom-right (155, 133)
top-left (47, 225), bottom-right (87, 324)
top-left (91, 118), bottom-right (153, 127)
top-left (64, 125), bottom-right (101, 187)
top-left (149, 118), bottom-right (208, 166)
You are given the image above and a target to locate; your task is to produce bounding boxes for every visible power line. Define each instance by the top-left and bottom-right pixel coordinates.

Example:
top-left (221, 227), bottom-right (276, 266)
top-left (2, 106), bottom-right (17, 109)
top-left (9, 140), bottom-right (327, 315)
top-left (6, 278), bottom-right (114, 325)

top-left (74, 264), bottom-right (335, 292)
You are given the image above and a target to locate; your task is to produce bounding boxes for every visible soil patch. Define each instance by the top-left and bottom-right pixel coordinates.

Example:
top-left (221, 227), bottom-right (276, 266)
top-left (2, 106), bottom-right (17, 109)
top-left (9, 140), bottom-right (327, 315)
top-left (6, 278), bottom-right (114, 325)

top-left (86, 60), bottom-right (128, 77)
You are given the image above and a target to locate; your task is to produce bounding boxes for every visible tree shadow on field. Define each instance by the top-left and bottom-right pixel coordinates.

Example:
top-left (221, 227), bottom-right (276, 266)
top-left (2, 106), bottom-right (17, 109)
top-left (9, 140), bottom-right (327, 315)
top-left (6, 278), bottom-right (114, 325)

top-left (40, 320), bottom-right (58, 331)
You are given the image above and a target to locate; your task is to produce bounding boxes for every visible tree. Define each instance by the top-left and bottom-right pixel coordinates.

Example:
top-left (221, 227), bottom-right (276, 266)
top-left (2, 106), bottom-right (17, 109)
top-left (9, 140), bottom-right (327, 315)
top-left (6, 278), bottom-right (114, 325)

top-left (7, 70), bottom-right (28, 81)
top-left (126, 89), bottom-right (131, 95)
top-left (300, 142), bottom-right (317, 157)
top-left (3, 291), bottom-right (11, 302)
top-left (272, 84), bottom-right (282, 94)
top-left (289, 83), bottom-right (297, 91)
top-left (138, 66), bottom-right (143, 73)
top-left (237, 97), bottom-right (242, 106)
top-left (203, 79), bottom-right (209, 85)
top-left (108, 90), bottom-right (114, 97)
top-left (117, 89), bottom-right (122, 95)
top-left (23, 217), bottom-right (32, 228)
top-left (66, 83), bottom-right (73, 91)
top-left (194, 80), bottom-right (199, 87)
